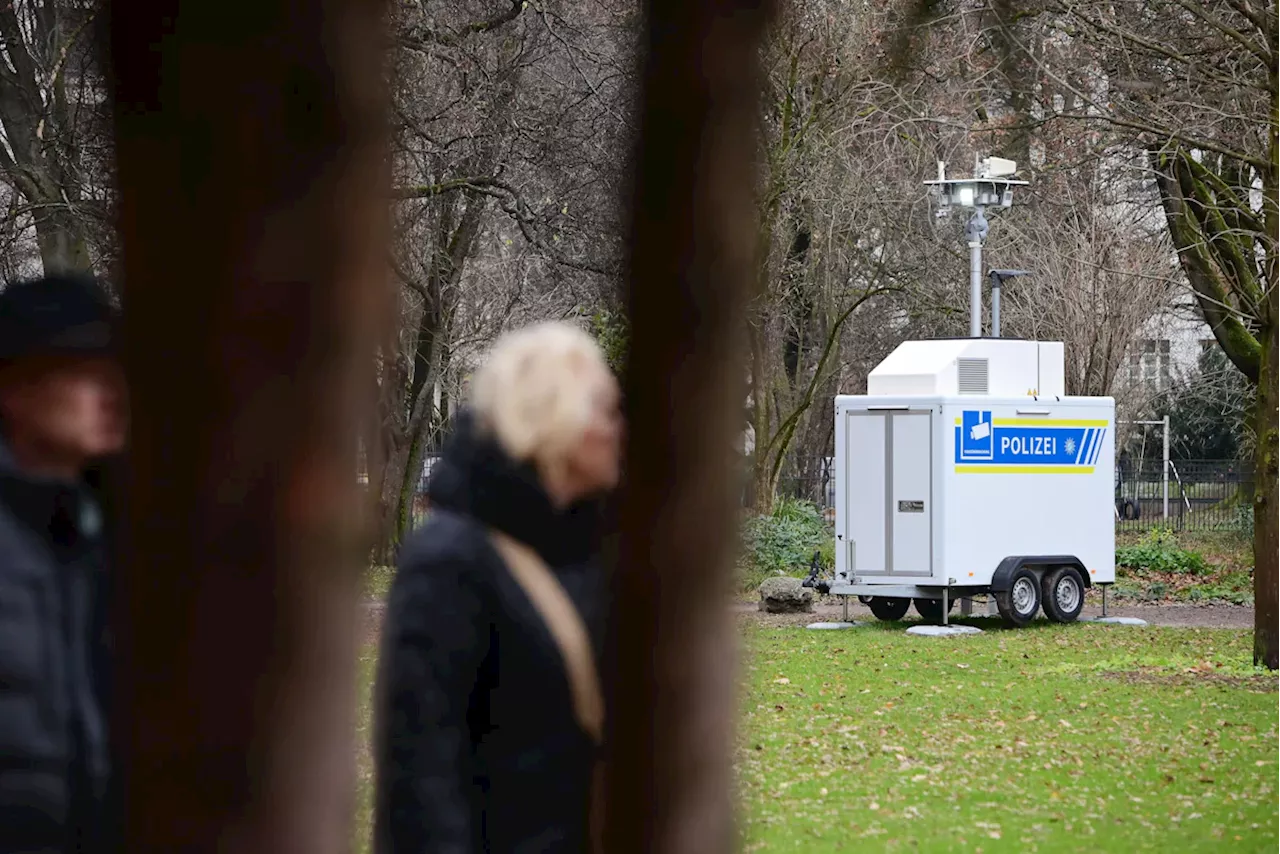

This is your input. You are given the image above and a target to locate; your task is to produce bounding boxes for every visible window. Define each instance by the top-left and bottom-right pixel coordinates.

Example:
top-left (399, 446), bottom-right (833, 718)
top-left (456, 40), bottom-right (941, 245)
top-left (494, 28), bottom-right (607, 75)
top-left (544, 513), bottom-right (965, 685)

top-left (1130, 339), bottom-right (1172, 392)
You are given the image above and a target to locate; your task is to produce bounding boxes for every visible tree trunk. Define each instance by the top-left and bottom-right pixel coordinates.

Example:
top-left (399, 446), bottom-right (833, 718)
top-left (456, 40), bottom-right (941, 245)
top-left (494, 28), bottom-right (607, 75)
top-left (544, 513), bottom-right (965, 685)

top-left (1256, 90), bottom-right (1279, 671)
top-left (747, 323), bottom-right (775, 512)
top-left (604, 1), bottom-right (775, 852)
top-left (371, 189), bottom-right (483, 563)
top-left (108, 0), bottom-right (390, 850)
top-left (31, 201), bottom-right (94, 274)
top-left (1253, 324), bottom-right (1278, 669)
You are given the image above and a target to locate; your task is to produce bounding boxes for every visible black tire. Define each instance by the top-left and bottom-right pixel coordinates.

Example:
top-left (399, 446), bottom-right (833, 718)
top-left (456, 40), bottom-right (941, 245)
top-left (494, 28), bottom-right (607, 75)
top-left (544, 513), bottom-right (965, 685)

top-left (867, 597), bottom-right (912, 621)
top-left (995, 567), bottom-right (1042, 627)
top-left (1041, 566), bottom-right (1085, 623)
top-left (912, 596), bottom-right (956, 624)
top-left (1122, 500), bottom-right (1139, 520)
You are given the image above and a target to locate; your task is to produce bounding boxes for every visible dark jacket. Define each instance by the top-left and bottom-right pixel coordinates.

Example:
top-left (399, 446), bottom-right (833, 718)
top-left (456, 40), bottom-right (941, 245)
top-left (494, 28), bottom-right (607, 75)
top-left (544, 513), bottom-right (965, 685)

top-left (373, 413), bottom-right (606, 854)
top-left (0, 443), bottom-right (110, 854)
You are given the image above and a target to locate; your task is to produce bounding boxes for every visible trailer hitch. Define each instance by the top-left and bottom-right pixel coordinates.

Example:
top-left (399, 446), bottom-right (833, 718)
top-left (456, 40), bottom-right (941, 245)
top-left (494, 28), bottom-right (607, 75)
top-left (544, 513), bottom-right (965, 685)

top-left (800, 550), bottom-right (832, 595)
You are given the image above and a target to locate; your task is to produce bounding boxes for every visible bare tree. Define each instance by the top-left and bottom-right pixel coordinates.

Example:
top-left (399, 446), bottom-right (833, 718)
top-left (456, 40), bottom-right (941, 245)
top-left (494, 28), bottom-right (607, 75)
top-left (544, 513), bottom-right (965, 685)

top-left (995, 176), bottom-right (1179, 409)
top-left (0, 0), bottom-right (111, 274)
top-left (746, 3), bottom-right (967, 508)
top-left (369, 0), bottom-right (634, 561)
top-left (1017, 0), bottom-right (1279, 668)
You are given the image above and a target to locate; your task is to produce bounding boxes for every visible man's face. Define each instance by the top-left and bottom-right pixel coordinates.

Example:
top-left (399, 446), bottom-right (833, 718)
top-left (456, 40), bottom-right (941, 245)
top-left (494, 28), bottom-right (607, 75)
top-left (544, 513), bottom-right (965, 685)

top-left (0, 354), bottom-right (128, 464)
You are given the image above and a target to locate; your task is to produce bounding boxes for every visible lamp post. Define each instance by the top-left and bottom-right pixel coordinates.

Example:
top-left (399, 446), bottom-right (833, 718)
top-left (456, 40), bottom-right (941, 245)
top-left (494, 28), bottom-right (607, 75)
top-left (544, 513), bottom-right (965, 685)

top-left (987, 268), bottom-right (1031, 338)
top-left (925, 157), bottom-right (1028, 338)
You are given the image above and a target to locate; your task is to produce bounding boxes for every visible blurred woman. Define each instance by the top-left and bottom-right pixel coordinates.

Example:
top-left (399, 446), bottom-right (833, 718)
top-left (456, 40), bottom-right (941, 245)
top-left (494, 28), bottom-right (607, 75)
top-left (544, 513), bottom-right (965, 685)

top-left (374, 322), bottom-right (622, 854)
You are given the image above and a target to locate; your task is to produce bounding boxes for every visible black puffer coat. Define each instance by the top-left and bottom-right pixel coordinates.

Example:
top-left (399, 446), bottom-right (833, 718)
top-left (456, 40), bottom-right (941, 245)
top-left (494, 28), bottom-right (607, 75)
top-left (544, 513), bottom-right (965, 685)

top-left (0, 442), bottom-right (110, 854)
top-left (373, 412), bottom-right (606, 854)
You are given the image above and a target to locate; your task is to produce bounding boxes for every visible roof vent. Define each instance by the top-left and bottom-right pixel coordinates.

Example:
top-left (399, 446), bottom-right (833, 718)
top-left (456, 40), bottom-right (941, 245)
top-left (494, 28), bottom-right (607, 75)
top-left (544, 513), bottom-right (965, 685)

top-left (957, 358), bottom-right (988, 395)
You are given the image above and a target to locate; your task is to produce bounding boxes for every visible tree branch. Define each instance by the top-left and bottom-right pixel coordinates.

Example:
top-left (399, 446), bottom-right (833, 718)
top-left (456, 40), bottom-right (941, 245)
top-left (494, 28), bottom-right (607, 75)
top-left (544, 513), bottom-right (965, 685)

top-left (392, 175), bottom-right (500, 199)
top-left (1054, 112), bottom-right (1268, 171)
top-left (0, 3), bottom-right (41, 95)
top-left (1167, 0), bottom-right (1272, 65)
top-left (398, 0), bottom-right (526, 50)
top-left (1153, 150), bottom-right (1262, 382)
top-left (1222, 0), bottom-right (1272, 36)
top-left (1179, 153), bottom-right (1266, 317)
top-left (394, 171), bottom-right (613, 277)
top-left (761, 283), bottom-right (897, 481)
top-left (389, 253), bottom-right (429, 301)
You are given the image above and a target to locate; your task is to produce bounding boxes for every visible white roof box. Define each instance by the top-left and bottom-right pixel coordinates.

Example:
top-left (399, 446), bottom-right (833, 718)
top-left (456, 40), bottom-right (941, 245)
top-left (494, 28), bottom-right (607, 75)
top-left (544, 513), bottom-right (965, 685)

top-left (866, 339), bottom-right (1065, 397)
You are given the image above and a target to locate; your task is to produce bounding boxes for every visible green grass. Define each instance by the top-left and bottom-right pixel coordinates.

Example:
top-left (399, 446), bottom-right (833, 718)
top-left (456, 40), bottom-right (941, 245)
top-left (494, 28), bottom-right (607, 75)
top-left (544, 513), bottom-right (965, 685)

top-left (1112, 530), bottom-right (1253, 604)
top-left (363, 565), bottom-right (396, 600)
top-left (738, 621), bottom-right (1277, 852)
top-left (352, 619), bottom-right (1276, 853)
top-left (354, 643), bottom-right (378, 853)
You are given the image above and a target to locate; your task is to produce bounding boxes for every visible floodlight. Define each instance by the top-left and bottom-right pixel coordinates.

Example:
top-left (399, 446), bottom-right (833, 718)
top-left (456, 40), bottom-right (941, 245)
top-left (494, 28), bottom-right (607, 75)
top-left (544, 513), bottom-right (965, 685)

top-left (923, 157), bottom-right (1030, 337)
top-left (981, 157), bottom-right (1018, 178)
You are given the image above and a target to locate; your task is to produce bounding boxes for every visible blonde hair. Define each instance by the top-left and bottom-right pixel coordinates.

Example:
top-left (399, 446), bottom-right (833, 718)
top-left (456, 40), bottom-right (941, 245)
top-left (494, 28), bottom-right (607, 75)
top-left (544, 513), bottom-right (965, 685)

top-left (470, 322), bottom-right (614, 474)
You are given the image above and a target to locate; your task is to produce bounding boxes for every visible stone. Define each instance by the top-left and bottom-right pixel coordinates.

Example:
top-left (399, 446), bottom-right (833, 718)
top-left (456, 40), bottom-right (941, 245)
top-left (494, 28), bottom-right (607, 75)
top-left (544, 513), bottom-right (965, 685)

top-left (905, 624), bottom-right (984, 637)
top-left (1084, 616), bottom-right (1148, 626)
top-left (758, 577), bottom-right (815, 614)
top-left (806, 621), bottom-right (862, 630)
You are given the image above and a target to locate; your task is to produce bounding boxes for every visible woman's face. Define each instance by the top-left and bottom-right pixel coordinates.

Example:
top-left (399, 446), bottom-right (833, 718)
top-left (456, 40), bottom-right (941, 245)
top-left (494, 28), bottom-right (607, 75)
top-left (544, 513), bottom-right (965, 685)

top-left (566, 369), bottom-right (624, 497)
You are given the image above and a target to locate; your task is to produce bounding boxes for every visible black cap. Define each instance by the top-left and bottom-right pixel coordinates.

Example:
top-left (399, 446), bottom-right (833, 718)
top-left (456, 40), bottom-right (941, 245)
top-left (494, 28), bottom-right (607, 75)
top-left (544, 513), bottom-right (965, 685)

top-left (0, 274), bottom-right (116, 363)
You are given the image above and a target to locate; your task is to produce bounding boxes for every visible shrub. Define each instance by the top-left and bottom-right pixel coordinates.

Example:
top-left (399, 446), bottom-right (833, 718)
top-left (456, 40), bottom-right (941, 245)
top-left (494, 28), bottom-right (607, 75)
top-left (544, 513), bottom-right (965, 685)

top-left (1185, 569), bottom-right (1254, 605)
top-left (740, 497), bottom-right (834, 582)
top-left (1115, 528), bottom-right (1208, 575)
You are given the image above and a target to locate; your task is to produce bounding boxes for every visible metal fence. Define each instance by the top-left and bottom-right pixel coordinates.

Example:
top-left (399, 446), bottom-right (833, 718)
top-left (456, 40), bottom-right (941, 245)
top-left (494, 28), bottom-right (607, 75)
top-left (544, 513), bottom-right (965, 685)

top-left (777, 457), bottom-right (1253, 534)
top-left (1115, 458), bottom-right (1253, 533)
top-left (775, 457), bottom-right (836, 519)
top-left (407, 448), bottom-right (1252, 535)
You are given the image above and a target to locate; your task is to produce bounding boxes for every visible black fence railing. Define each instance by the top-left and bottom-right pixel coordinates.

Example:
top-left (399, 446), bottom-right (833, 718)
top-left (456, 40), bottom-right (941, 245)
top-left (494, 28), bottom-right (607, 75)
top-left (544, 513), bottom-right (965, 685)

top-left (776, 458), bottom-right (1253, 534)
top-left (408, 452), bottom-right (1253, 536)
top-left (1115, 459), bottom-right (1252, 533)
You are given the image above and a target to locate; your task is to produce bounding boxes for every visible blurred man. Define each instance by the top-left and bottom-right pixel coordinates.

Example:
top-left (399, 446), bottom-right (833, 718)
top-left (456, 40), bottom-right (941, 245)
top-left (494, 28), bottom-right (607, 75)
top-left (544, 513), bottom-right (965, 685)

top-left (0, 274), bottom-right (126, 853)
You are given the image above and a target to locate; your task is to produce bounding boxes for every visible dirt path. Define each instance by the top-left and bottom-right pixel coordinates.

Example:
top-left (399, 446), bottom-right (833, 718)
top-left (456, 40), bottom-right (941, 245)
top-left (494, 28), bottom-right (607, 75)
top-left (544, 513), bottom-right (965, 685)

top-left (362, 598), bottom-right (1254, 643)
top-left (735, 598), bottom-right (1255, 629)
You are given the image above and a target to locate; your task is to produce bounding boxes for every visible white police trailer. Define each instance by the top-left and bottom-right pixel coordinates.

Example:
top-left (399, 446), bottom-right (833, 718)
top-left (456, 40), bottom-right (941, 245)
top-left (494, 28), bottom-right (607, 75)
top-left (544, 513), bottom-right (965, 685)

top-left (826, 338), bottom-right (1115, 627)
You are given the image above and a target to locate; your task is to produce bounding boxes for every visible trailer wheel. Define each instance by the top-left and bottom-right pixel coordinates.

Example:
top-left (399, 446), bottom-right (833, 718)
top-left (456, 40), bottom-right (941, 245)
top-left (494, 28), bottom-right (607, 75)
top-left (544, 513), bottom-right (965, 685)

top-left (1041, 566), bottom-right (1085, 623)
top-left (866, 597), bottom-right (912, 621)
top-left (1121, 499), bottom-right (1139, 520)
top-left (995, 567), bottom-right (1041, 627)
top-left (912, 596), bottom-right (955, 624)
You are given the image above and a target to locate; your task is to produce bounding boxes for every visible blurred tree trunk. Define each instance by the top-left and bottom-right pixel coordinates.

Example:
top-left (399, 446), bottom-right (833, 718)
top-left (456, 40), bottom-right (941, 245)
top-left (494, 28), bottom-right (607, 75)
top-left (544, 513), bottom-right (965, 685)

top-left (605, 1), bottom-right (775, 852)
top-left (108, 0), bottom-right (390, 850)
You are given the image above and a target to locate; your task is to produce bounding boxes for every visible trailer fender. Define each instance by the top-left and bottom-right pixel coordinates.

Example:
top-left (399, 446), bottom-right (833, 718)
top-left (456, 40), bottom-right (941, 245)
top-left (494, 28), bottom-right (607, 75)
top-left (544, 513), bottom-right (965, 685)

top-left (990, 556), bottom-right (1092, 592)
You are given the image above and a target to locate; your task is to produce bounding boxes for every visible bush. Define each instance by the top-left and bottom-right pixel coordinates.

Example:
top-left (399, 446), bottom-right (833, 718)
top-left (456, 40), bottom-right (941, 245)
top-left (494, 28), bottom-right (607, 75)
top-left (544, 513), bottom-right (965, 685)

top-left (1185, 569), bottom-right (1254, 605)
top-left (744, 497), bottom-right (833, 573)
top-left (739, 498), bottom-right (834, 592)
top-left (1115, 528), bottom-right (1208, 575)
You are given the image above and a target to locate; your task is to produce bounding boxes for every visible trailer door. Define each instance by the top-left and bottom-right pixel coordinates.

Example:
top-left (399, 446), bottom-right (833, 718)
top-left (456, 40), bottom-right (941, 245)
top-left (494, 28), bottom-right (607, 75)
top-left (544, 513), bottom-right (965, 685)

top-left (844, 408), bottom-right (933, 578)
top-left (845, 411), bottom-right (887, 575)
top-left (889, 411), bottom-right (932, 576)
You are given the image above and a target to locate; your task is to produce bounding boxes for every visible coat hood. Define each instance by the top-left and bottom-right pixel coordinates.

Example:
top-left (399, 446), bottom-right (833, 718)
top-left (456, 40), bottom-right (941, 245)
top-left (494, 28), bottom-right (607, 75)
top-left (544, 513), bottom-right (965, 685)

top-left (425, 409), bottom-right (603, 567)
